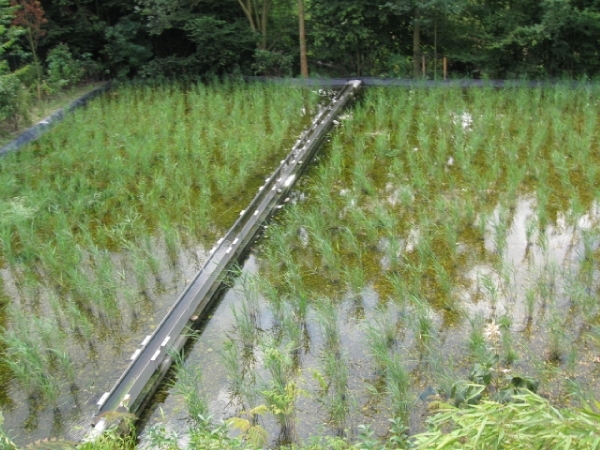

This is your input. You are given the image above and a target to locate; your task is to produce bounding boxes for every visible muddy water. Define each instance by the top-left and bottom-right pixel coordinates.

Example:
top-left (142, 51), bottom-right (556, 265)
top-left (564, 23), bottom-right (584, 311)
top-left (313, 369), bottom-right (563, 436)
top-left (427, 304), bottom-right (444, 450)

top-left (0, 175), bottom-right (296, 443)
top-left (0, 238), bottom-right (208, 443)
top-left (140, 196), bottom-right (600, 445)
top-left (0, 83), bottom-right (320, 444)
top-left (140, 88), bottom-right (600, 446)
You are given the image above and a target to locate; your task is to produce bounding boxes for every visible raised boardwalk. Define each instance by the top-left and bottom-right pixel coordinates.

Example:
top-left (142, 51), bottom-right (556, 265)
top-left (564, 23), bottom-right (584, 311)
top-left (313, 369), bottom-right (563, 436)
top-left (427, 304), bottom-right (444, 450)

top-left (90, 80), bottom-right (362, 435)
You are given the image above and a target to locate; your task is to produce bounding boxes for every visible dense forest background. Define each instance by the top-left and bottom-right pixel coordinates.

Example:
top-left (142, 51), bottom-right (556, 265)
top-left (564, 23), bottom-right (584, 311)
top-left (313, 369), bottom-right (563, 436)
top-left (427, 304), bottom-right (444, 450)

top-left (1, 0), bottom-right (600, 119)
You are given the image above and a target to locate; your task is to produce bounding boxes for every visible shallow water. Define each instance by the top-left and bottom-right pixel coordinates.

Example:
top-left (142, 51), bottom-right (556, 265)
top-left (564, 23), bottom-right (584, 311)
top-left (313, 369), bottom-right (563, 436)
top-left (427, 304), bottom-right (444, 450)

top-left (139, 87), bottom-right (600, 447)
top-left (139, 196), bottom-right (600, 446)
top-left (0, 83), bottom-right (319, 444)
top-left (0, 238), bottom-right (207, 442)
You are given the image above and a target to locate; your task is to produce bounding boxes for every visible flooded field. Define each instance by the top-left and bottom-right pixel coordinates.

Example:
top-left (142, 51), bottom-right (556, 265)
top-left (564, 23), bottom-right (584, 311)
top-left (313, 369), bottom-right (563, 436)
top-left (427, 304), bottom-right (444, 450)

top-left (0, 81), bottom-right (319, 444)
top-left (143, 85), bottom-right (600, 447)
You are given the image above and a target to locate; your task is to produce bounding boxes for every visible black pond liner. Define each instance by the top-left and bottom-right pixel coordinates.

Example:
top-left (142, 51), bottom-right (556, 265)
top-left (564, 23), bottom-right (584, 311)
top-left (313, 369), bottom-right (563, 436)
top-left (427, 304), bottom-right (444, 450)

top-left (244, 76), bottom-right (599, 89)
top-left (0, 82), bottom-right (113, 157)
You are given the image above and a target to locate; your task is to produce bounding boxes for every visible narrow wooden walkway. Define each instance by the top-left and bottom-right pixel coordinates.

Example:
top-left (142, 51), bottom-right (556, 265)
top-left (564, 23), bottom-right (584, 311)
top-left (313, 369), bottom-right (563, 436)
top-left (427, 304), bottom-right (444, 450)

top-left (90, 80), bottom-right (362, 436)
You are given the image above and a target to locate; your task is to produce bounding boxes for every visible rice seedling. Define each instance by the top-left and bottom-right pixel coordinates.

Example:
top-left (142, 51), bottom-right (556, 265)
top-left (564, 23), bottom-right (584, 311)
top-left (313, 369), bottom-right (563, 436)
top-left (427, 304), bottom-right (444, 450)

top-left (315, 299), bottom-right (340, 353)
top-left (0, 225), bottom-right (16, 270)
top-left (343, 263), bottom-right (366, 299)
top-left (171, 352), bottom-right (209, 427)
top-left (497, 315), bottom-right (518, 366)
top-left (546, 309), bottom-right (565, 364)
top-left (364, 310), bottom-right (398, 377)
top-left (279, 308), bottom-right (303, 367)
top-left (221, 338), bottom-right (257, 408)
top-left (159, 219), bottom-right (181, 268)
top-left (260, 342), bottom-right (302, 443)
top-left (384, 356), bottom-right (410, 425)
top-left (63, 296), bottom-right (95, 343)
top-left (313, 348), bottom-right (350, 434)
top-left (0, 80), bottom-right (319, 439)
top-left (313, 234), bottom-right (340, 274)
top-left (232, 298), bottom-right (260, 351)
top-left (258, 276), bottom-right (285, 328)
top-left (431, 259), bottom-right (454, 310)
top-left (467, 314), bottom-right (488, 362)
top-left (0, 310), bottom-right (70, 403)
top-left (289, 285), bottom-right (310, 325)
top-left (408, 294), bottom-right (435, 347)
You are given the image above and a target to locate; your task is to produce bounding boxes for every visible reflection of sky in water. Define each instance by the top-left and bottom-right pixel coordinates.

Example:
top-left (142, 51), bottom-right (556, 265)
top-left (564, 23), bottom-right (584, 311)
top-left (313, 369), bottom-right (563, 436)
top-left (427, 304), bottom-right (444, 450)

top-left (460, 196), bottom-right (600, 320)
top-left (1, 239), bottom-right (209, 444)
top-left (142, 192), bottom-right (597, 440)
top-left (139, 195), bottom-right (600, 446)
top-left (139, 255), bottom-right (388, 445)
top-left (141, 94), bottom-right (600, 444)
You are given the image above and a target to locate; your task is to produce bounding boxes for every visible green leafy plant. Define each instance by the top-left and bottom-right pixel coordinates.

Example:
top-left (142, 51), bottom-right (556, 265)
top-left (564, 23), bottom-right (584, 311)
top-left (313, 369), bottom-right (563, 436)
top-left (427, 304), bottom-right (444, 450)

top-left (451, 353), bottom-right (539, 406)
top-left (412, 391), bottom-right (600, 450)
top-left (226, 405), bottom-right (269, 449)
top-left (0, 411), bottom-right (17, 450)
top-left (46, 43), bottom-right (83, 92)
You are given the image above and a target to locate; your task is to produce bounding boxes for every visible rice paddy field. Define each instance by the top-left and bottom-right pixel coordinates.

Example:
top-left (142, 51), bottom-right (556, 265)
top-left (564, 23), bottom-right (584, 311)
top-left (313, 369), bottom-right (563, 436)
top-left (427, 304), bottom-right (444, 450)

top-left (0, 81), bottom-right (320, 444)
top-left (140, 85), bottom-right (600, 447)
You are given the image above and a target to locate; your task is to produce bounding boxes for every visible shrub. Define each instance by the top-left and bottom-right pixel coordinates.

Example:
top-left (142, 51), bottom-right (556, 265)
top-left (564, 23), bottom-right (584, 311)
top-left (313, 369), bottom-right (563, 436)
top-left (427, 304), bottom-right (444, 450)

top-left (0, 67), bottom-right (29, 131)
top-left (252, 49), bottom-right (293, 77)
top-left (412, 390), bottom-right (600, 450)
top-left (46, 43), bottom-right (83, 90)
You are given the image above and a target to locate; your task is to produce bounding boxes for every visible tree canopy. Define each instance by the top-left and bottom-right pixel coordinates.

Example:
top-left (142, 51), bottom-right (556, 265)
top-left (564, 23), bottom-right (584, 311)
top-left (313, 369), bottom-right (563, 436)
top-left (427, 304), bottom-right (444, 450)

top-left (1, 0), bottom-right (600, 83)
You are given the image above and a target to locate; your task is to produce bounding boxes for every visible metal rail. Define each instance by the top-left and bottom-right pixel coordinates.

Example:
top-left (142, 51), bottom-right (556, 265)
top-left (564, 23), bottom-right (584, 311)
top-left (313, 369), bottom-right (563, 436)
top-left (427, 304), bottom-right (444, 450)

top-left (90, 79), bottom-right (362, 435)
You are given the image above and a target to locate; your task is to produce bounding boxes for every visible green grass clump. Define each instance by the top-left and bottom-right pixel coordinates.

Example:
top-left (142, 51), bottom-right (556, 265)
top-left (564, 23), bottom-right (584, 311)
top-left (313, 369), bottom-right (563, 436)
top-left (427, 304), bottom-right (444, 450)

top-left (184, 83), bottom-right (600, 445)
top-left (0, 80), bottom-right (318, 436)
top-left (412, 391), bottom-right (600, 450)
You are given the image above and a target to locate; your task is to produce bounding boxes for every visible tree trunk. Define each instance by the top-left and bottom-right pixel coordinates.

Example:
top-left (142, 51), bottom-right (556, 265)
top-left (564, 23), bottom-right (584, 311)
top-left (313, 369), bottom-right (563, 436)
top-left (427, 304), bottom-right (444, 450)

top-left (413, 12), bottom-right (421, 79)
top-left (238, 0), bottom-right (257, 33)
top-left (27, 29), bottom-right (41, 100)
top-left (260, 0), bottom-right (270, 50)
top-left (298, 0), bottom-right (308, 78)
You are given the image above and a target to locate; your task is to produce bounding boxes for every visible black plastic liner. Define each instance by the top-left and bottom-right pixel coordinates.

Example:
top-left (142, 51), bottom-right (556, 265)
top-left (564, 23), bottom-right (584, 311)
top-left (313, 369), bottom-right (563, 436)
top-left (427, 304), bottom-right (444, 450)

top-left (0, 82), bottom-right (113, 157)
top-left (245, 76), bottom-right (597, 89)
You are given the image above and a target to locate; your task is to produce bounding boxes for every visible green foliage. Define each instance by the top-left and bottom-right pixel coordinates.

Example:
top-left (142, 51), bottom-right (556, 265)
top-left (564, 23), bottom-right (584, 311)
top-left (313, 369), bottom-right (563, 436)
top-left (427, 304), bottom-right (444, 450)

top-left (46, 43), bottom-right (83, 90)
top-left (4, 0), bottom-right (600, 79)
top-left (252, 48), bottom-right (293, 76)
top-left (413, 391), bottom-right (600, 449)
top-left (183, 15), bottom-right (254, 76)
top-left (0, 411), bottom-right (17, 450)
top-left (146, 413), bottom-right (248, 450)
top-left (0, 0), bottom-right (29, 130)
top-left (226, 405), bottom-right (269, 449)
top-left (171, 352), bottom-right (210, 428)
top-left (104, 16), bottom-right (153, 79)
top-left (78, 427), bottom-right (136, 450)
top-left (309, 0), bottom-right (398, 76)
top-left (0, 0), bottom-right (21, 59)
top-left (134, 0), bottom-right (255, 78)
top-left (450, 352), bottom-right (540, 407)
top-left (0, 69), bottom-right (29, 130)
